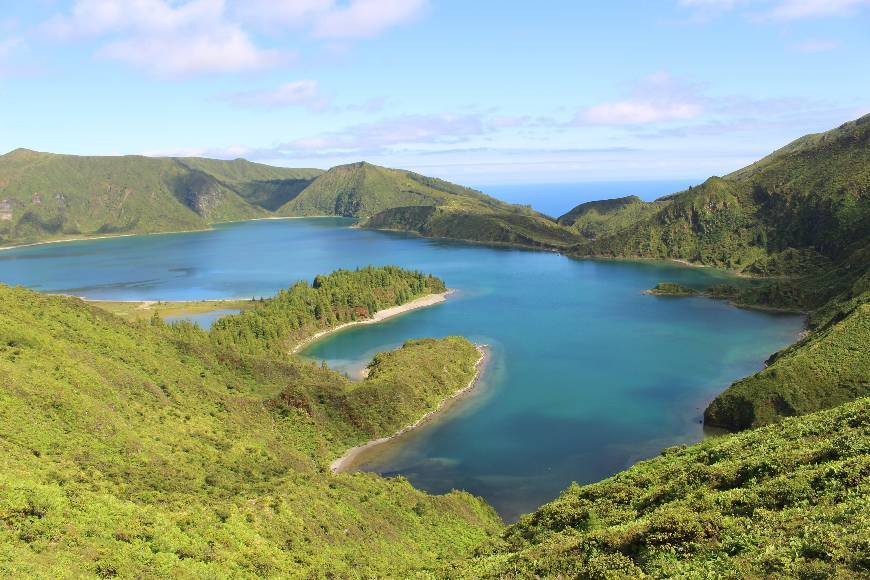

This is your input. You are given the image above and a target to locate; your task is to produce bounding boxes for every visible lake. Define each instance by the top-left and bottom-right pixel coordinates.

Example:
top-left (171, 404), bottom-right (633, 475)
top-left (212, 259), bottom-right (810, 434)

top-left (0, 218), bottom-right (804, 521)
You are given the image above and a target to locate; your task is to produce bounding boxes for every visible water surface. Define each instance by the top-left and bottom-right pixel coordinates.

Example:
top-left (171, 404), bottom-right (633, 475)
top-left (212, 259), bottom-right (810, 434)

top-left (164, 309), bottom-right (241, 329)
top-left (0, 218), bottom-right (803, 520)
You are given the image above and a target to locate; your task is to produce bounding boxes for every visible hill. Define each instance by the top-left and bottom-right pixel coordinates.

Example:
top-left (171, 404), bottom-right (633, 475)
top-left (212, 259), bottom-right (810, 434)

top-left (458, 396), bottom-right (869, 578)
top-left (574, 115), bottom-right (869, 285)
top-left (279, 161), bottom-right (514, 216)
top-left (3, 274), bottom-right (864, 577)
top-left (0, 150), bottom-right (321, 245)
top-left (557, 195), bottom-right (669, 240)
top-left (0, 270), bottom-right (502, 577)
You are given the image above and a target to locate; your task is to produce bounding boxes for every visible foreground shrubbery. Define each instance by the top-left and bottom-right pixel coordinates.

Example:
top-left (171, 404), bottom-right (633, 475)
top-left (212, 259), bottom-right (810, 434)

top-left (458, 397), bottom-right (870, 578)
top-left (0, 282), bottom-right (499, 577)
top-left (706, 301), bottom-right (869, 430)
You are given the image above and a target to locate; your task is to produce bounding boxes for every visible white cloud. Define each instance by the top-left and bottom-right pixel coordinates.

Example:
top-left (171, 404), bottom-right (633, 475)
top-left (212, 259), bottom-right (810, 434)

top-left (768, 0), bottom-right (870, 19)
top-left (579, 102), bottom-right (702, 125)
top-left (45, 0), bottom-right (280, 76)
top-left (575, 73), bottom-right (705, 126)
top-left (42, 0), bottom-right (428, 76)
top-left (312, 0), bottom-right (427, 39)
top-left (226, 80), bottom-right (331, 110)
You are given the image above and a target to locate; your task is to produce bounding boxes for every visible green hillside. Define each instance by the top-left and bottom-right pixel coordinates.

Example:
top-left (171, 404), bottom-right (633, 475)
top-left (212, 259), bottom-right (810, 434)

top-left (705, 301), bottom-right (869, 430)
top-left (365, 204), bottom-right (582, 249)
top-left (458, 396), bottom-right (869, 578)
top-left (557, 195), bottom-right (669, 240)
top-left (0, 273), bottom-right (501, 577)
top-left (278, 161), bottom-right (509, 217)
top-left (175, 157), bottom-right (322, 212)
top-left (0, 150), bottom-right (322, 246)
top-left (574, 115), bottom-right (869, 281)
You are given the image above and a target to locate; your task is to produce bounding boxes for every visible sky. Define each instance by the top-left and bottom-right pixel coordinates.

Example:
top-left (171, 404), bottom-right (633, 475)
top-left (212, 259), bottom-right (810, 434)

top-left (1, 0), bottom-right (868, 185)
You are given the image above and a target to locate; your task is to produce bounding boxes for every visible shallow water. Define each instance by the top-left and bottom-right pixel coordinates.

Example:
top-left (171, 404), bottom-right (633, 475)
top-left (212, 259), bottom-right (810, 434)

top-left (164, 309), bottom-right (241, 329)
top-left (0, 218), bottom-right (804, 520)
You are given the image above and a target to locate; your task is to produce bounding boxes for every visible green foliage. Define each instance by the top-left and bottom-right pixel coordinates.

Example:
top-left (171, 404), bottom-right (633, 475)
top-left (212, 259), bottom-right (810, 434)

top-left (457, 397), bottom-right (870, 578)
top-left (705, 300), bottom-right (869, 430)
top-left (210, 266), bottom-right (446, 355)
top-left (341, 338), bottom-right (481, 436)
top-left (175, 157), bottom-right (322, 212)
top-left (557, 195), bottom-right (669, 239)
top-left (277, 161), bottom-right (511, 218)
top-left (365, 205), bottom-right (582, 249)
top-left (645, 282), bottom-right (701, 296)
top-left (0, 283), bottom-right (500, 577)
top-left (0, 150), bottom-right (322, 245)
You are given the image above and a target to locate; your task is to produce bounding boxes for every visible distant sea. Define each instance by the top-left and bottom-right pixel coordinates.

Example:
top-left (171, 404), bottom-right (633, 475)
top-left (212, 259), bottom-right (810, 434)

top-left (476, 180), bottom-right (701, 218)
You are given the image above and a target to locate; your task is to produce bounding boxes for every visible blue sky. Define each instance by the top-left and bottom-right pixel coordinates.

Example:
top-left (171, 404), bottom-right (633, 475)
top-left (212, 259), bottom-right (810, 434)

top-left (1, 0), bottom-right (868, 184)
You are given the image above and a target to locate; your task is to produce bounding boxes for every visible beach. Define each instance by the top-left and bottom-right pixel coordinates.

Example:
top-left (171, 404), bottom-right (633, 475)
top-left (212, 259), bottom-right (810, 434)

top-left (330, 344), bottom-right (489, 474)
top-left (290, 290), bottom-right (453, 354)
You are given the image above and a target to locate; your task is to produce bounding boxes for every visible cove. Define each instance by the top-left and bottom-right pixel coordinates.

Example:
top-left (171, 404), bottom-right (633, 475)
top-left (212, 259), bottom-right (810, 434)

top-left (0, 218), bottom-right (804, 521)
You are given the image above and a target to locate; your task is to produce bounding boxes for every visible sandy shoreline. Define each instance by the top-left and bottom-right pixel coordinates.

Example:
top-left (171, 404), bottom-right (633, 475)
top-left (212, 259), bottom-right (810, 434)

top-left (290, 290), bottom-right (453, 354)
top-left (330, 344), bottom-right (489, 474)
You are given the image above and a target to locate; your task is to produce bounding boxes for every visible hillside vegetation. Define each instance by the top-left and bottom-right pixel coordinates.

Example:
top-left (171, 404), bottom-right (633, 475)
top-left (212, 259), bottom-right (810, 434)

top-left (557, 195), bottom-right (669, 240)
top-left (210, 266), bottom-right (446, 355)
top-left (459, 397), bottom-right (869, 578)
top-left (0, 274), bottom-right (501, 577)
top-left (278, 161), bottom-right (501, 217)
top-left (0, 150), bottom-right (321, 245)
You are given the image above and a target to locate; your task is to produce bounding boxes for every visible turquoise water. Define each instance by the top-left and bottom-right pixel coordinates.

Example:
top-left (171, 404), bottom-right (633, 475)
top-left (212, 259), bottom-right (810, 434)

top-left (0, 218), bottom-right (804, 520)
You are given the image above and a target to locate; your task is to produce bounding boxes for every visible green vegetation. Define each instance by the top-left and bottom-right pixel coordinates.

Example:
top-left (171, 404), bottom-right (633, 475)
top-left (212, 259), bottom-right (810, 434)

top-left (458, 397), bottom-right (870, 578)
top-left (0, 117), bottom-right (867, 576)
top-left (90, 298), bottom-right (257, 322)
top-left (644, 282), bottom-right (701, 296)
top-left (365, 204), bottom-right (581, 249)
top-left (0, 279), bottom-right (500, 577)
top-left (0, 150), bottom-right (321, 245)
top-left (705, 301), bottom-right (869, 430)
top-left (278, 161), bottom-right (506, 218)
top-left (557, 195), bottom-right (669, 240)
top-left (210, 266), bottom-right (446, 355)
top-left (585, 115), bottom-right (869, 431)
top-left (337, 337), bottom-right (481, 437)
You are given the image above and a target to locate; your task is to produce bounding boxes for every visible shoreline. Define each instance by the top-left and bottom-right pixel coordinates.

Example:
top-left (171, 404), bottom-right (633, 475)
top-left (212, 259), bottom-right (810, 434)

top-left (0, 215), bottom-right (351, 252)
top-left (0, 226), bottom-right (211, 252)
top-left (290, 290), bottom-right (453, 354)
top-left (330, 344), bottom-right (489, 474)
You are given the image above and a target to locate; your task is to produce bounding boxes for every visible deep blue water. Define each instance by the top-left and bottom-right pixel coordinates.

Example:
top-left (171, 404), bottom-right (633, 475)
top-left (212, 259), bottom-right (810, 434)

top-left (478, 180), bottom-right (700, 218)
top-left (0, 218), bottom-right (803, 520)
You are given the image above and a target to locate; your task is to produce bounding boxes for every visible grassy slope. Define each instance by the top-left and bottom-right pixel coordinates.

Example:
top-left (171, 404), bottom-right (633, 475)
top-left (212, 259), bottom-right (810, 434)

top-left (0, 150), bottom-right (208, 244)
top-left (279, 161), bottom-right (506, 217)
top-left (174, 157), bottom-right (322, 212)
top-left (90, 299), bottom-right (258, 322)
top-left (0, 284), bottom-right (500, 577)
top-left (0, 150), bottom-right (326, 245)
top-left (574, 114), bottom-right (869, 278)
top-left (365, 204), bottom-right (582, 249)
top-left (705, 301), bottom-right (869, 430)
top-left (457, 397), bottom-right (870, 578)
top-left (557, 195), bottom-right (670, 240)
